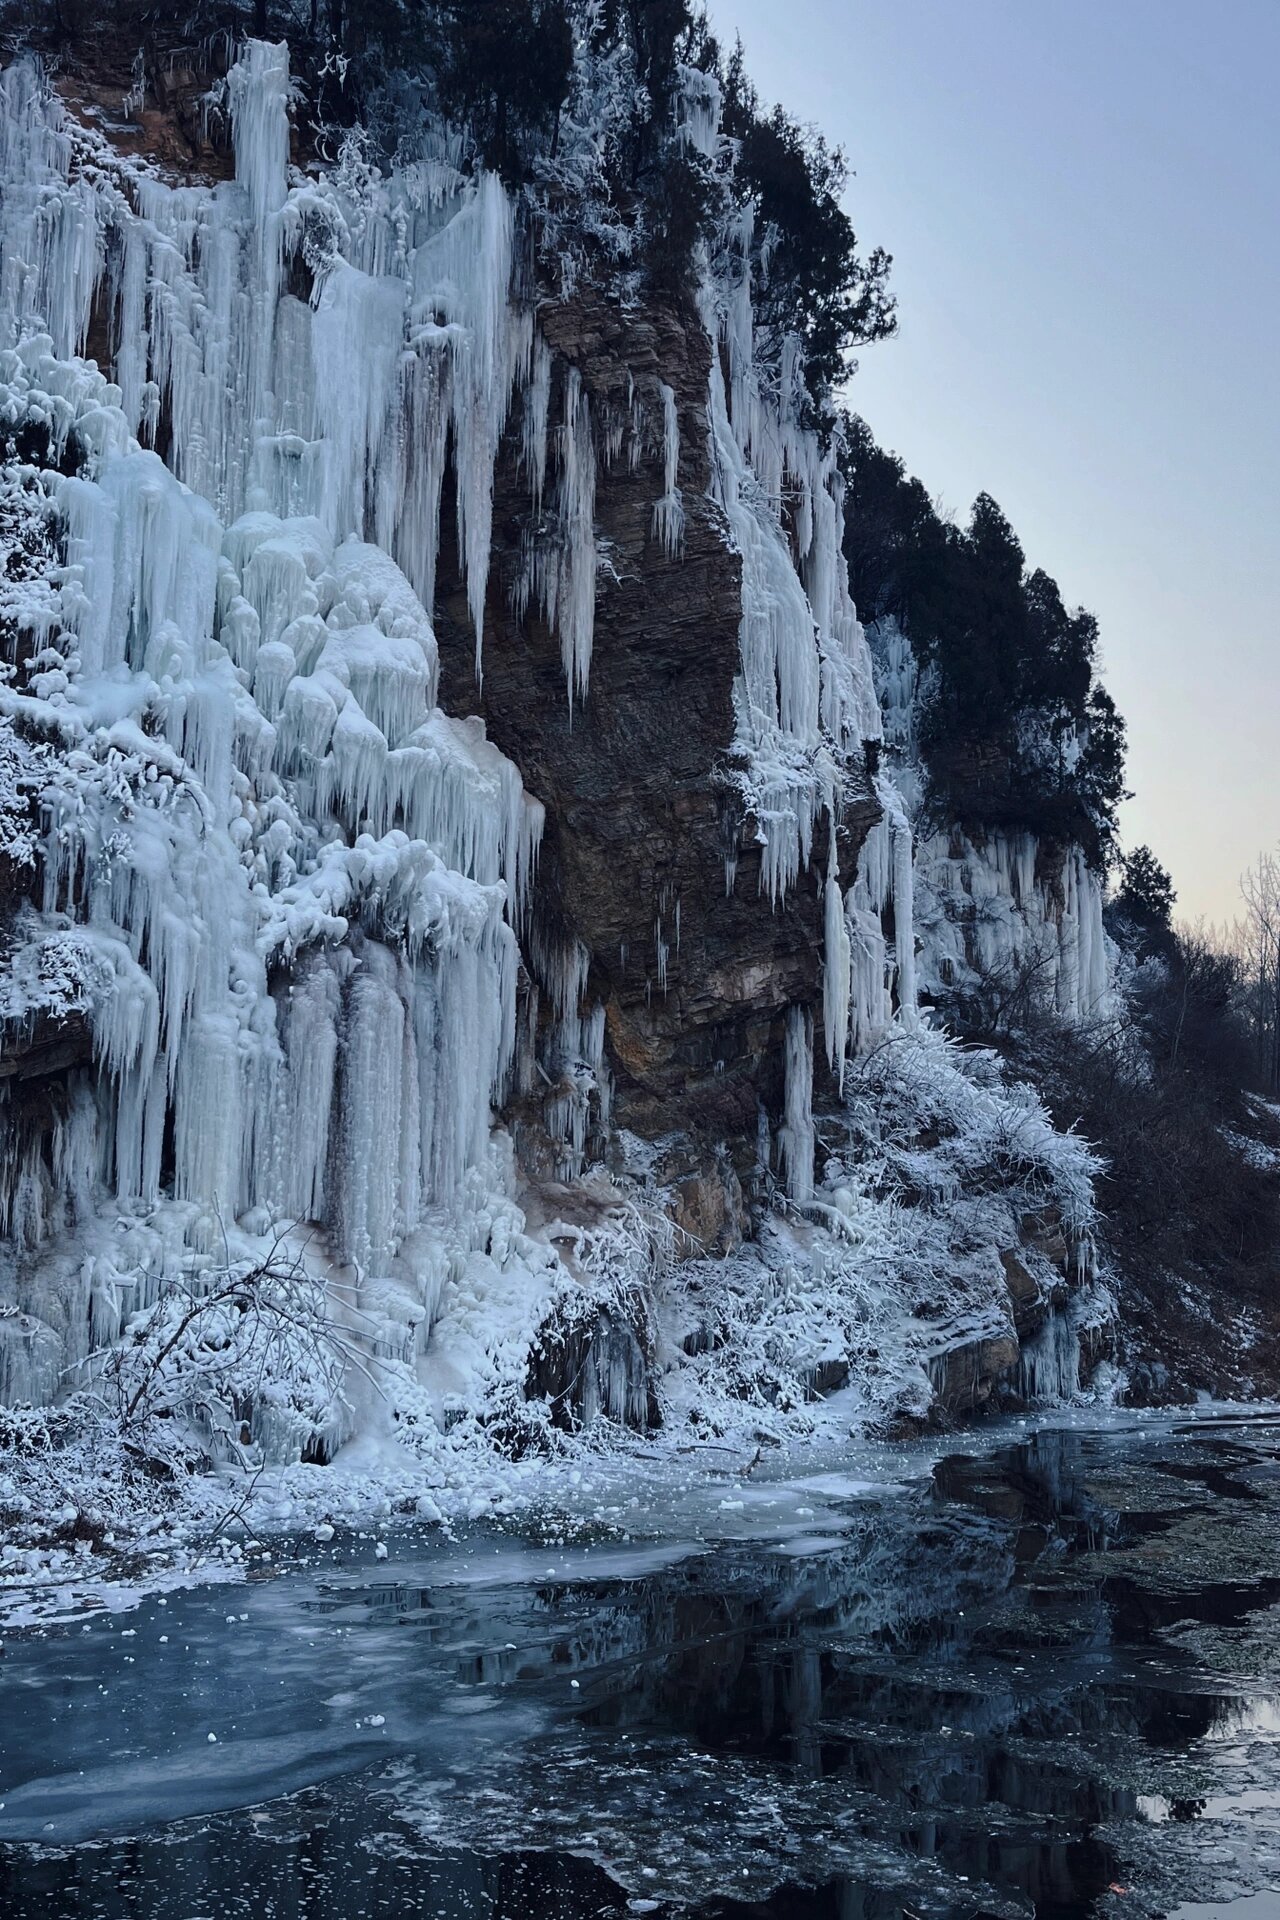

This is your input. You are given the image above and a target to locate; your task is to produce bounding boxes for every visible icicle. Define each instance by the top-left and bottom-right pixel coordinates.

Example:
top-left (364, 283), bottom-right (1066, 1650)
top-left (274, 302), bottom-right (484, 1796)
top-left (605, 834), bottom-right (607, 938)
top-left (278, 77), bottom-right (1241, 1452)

top-left (522, 335), bottom-right (552, 508)
top-left (651, 380), bottom-right (685, 557)
top-left (227, 39), bottom-right (290, 226)
top-left (554, 368), bottom-right (598, 702)
top-left (822, 816), bottom-right (852, 1085)
top-left (310, 261), bottom-right (408, 540)
top-left (883, 784), bottom-right (918, 1028)
top-left (331, 944), bottom-right (410, 1275)
top-left (779, 1005), bottom-right (815, 1203)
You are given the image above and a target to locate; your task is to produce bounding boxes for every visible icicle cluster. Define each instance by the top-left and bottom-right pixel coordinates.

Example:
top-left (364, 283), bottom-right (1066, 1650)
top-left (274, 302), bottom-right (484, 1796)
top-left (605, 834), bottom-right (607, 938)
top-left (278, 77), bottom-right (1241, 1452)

top-left (709, 231), bottom-right (882, 894)
top-left (0, 47), bottom-right (571, 1403)
top-left (867, 613), bottom-right (1112, 1030)
top-left (914, 828), bottom-right (1113, 1025)
top-left (696, 119), bottom-right (919, 1103)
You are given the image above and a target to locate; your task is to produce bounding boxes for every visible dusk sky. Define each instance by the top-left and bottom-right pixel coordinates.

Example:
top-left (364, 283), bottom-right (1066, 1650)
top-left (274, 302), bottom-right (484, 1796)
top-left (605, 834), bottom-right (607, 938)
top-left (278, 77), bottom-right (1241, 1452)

top-left (712, 0), bottom-right (1279, 927)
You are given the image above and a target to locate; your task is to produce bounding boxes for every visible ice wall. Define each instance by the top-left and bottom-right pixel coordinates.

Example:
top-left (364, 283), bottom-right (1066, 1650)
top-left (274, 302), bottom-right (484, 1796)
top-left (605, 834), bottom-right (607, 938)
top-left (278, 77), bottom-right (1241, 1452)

top-left (0, 47), bottom-right (556, 1407)
top-left (914, 828), bottom-right (1113, 1026)
top-left (0, 41), bottom-right (928, 1433)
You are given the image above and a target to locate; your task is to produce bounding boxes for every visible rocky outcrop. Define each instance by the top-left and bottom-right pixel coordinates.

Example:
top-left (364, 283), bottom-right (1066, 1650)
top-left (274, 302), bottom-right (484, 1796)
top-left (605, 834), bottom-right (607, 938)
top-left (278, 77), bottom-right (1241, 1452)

top-left (434, 287), bottom-right (879, 1163)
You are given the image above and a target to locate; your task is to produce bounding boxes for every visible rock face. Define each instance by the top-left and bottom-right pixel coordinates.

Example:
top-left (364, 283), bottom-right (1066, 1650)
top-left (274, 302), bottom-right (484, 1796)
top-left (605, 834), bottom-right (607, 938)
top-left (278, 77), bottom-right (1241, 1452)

top-left (5, 4), bottom-right (234, 177)
top-left (434, 288), bottom-right (879, 1162)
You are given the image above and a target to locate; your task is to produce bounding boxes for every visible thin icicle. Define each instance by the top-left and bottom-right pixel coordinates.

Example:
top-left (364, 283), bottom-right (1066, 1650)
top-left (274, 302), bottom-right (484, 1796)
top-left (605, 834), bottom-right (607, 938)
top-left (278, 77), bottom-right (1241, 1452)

top-left (822, 816), bottom-right (852, 1085)
top-left (651, 380), bottom-right (685, 557)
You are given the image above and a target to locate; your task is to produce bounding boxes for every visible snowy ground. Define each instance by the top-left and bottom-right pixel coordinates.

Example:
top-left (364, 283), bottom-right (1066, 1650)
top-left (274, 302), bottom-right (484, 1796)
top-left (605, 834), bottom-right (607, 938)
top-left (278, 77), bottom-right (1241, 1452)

top-left (0, 1396), bottom-right (1262, 1633)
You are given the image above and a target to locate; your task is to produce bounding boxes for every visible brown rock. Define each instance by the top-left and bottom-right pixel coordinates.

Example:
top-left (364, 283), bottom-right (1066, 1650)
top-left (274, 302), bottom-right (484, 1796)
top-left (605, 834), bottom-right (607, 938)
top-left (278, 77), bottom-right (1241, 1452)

top-left (927, 1333), bottom-right (1021, 1421)
top-left (434, 284), bottom-right (878, 1170)
top-left (999, 1247), bottom-right (1046, 1341)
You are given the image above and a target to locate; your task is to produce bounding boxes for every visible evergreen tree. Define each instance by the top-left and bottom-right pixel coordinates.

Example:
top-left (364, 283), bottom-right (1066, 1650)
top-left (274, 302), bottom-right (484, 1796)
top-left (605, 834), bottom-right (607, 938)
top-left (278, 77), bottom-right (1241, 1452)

top-left (1117, 845), bottom-right (1176, 929)
top-left (720, 43), bottom-right (895, 397)
top-left (841, 415), bottom-right (1130, 862)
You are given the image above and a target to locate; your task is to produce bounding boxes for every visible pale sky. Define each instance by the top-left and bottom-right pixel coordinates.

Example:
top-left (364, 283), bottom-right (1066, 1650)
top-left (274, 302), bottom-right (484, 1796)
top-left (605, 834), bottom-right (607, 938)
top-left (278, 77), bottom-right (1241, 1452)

top-left (710, 0), bottom-right (1279, 926)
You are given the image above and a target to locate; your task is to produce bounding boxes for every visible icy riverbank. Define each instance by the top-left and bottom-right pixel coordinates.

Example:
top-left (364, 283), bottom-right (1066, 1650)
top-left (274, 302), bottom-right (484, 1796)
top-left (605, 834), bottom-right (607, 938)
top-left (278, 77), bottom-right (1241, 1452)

top-left (6, 1409), bottom-right (1280, 1919)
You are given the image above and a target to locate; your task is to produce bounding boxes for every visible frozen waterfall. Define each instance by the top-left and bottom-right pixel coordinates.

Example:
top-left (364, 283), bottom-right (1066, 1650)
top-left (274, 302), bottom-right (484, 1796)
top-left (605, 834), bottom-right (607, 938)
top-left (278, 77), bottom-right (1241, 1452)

top-left (0, 45), bottom-right (548, 1410)
top-left (0, 39), bottom-right (1012, 1446)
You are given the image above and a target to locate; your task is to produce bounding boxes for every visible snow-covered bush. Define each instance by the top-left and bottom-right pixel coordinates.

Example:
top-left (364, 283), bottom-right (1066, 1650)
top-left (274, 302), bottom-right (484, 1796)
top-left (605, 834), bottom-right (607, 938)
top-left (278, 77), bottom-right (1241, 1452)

top-left (101, 1251), bottom-right (350, 1469)
top-left (839, 1025), bottom-right (1099, 1245)
top-left (654, 1027), bottom-right (1100, 1439)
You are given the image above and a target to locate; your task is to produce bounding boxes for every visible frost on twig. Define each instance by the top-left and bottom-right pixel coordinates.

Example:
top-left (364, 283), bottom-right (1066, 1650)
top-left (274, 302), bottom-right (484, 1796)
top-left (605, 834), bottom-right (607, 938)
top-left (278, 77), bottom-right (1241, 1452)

top-left (99, 1244), bottom-right (350, 1474)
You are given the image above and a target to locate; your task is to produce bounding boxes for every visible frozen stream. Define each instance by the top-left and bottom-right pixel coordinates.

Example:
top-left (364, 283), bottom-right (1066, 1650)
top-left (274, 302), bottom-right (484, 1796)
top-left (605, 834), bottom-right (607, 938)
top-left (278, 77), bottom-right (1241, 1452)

top-left (4, 1414), bottom-right (1280, 1918)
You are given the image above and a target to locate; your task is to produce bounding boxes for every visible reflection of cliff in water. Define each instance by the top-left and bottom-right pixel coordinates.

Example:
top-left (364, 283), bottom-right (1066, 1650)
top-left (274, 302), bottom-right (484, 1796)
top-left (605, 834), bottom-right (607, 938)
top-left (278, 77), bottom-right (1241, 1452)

top-left (6, 1422), bottom-right (1280, 1919)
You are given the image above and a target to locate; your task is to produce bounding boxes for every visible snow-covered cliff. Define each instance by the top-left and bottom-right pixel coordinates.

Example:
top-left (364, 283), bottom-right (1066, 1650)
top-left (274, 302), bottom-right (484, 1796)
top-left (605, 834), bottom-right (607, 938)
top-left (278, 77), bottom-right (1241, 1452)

top-left (866, 612), bottom-right (1115, 1032)
top-left (0, 36), bottom-right (1114, 1539)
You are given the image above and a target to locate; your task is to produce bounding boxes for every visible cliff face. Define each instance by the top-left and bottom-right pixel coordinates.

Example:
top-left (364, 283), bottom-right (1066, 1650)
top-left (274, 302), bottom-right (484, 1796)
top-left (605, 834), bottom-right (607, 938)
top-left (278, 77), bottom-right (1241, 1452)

top-left (0, 30), bottom-right (1121, 1484)
top-left (434, 290), bottom-right (878, 1162)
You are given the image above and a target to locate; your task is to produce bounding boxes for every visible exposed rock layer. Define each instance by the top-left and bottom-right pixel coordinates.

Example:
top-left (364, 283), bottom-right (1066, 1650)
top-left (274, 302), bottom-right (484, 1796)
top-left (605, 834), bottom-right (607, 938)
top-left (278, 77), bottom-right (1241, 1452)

top-left (435, 288), bottom-right (879, 1158)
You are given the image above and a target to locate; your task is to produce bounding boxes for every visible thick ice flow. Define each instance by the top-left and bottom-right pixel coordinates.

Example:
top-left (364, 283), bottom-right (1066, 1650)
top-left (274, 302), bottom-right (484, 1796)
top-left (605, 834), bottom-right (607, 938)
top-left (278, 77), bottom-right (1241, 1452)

top-left (0, 48), bottom-right (549, 1416)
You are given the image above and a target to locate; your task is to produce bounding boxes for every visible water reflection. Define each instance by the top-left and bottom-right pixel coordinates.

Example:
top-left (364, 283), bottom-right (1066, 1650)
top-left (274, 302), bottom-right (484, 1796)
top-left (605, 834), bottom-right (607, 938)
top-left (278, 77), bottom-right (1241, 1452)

top-left (4, 1420), bottom-right (1280, 1917)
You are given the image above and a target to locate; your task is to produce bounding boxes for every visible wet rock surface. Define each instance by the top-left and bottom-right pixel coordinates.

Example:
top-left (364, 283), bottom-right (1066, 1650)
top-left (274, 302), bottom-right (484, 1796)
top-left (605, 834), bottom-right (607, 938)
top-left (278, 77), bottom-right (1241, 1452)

top-left (4, 1413), bottom-right (1280, 1918)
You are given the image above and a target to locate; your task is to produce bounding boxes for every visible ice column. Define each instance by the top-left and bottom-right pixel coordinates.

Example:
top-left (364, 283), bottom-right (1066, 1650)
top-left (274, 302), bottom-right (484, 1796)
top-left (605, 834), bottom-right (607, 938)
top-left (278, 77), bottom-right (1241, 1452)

top-left (651, 380), bottom-right (685, 557)
top-left (780, 1006), bottom-right (816, 1203)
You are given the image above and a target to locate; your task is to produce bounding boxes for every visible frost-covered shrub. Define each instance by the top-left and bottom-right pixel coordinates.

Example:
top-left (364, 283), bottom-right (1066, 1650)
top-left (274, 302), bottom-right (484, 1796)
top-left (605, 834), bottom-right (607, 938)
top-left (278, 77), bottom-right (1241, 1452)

top-left (103, 1253), bottom-right (349, 1468)
top-left (0, 719), bottom-right (46, 883)
top-left (656, 1028), bottom-right (1100, 1438)
top-left (840, 1026), bottom-right (1099, 1244)
top-left (0, 1394), bottom-right (199, 1570)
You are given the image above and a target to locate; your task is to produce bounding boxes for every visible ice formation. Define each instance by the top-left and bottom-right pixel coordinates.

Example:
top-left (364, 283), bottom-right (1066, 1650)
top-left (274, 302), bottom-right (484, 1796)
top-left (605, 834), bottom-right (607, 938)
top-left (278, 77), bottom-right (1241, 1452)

top-left (0, 47), bottom-right (552, 1413)
top-left (703, 195), bottom-right (917, 1086)
top-left (0, 40), bottom-right (1108, 1475)
top-left (913, 828), bottom-right (1112, 1025)
top-left (864, 615), bottom-right (1114, 1028)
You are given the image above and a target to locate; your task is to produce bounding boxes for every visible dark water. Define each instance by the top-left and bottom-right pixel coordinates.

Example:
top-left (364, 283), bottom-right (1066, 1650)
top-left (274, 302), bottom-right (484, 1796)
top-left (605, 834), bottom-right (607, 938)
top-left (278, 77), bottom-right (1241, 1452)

top-left (4, 1416), bottom-right (1280, 1919)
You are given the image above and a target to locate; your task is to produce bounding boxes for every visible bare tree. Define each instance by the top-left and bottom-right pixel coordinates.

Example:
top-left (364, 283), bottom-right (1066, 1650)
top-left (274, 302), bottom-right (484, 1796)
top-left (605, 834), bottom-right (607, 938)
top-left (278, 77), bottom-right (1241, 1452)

top-left (1240, 853), bottom-right (1280, 1094)
top-left (97, 1243), bottom-right (362, 1474)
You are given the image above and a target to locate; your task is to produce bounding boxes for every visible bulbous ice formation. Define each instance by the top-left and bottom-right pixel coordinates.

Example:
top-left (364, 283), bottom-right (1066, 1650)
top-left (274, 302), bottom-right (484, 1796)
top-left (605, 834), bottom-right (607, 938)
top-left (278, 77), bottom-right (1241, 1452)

top-left (0, 48), bottom-right (552, 1409)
